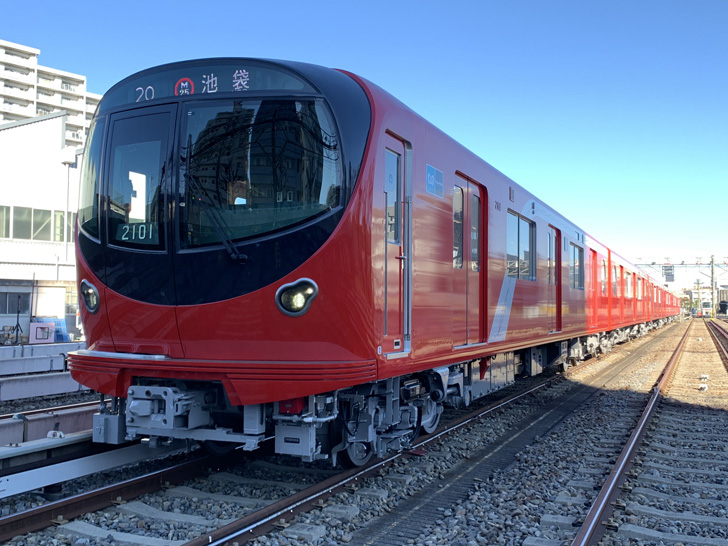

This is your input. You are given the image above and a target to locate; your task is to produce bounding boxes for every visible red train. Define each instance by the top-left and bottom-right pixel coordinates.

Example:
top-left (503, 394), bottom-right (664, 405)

top-left (69, 58), bottom-right (680, 465)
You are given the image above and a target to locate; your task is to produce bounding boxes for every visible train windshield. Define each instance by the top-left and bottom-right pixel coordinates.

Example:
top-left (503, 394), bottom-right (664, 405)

top-left (180, 98), bottom-right (341, 248)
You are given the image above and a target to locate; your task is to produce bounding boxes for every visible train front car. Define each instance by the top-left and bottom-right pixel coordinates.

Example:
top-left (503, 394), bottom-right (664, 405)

top-left (69, 59), bottom-right (382, 464)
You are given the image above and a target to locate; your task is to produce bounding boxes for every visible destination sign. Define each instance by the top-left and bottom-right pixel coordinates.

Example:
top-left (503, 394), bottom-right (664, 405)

top-left (99, 60), bottom-right (315, 111)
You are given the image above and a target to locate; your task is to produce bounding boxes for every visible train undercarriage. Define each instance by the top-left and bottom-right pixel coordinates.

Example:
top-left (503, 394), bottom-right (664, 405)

top-left (92, 319), bottom-right (675, 466)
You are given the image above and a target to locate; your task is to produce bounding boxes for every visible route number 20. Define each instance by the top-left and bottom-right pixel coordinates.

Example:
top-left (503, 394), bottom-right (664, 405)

top-left (135, 86), bottom-right (155, 102)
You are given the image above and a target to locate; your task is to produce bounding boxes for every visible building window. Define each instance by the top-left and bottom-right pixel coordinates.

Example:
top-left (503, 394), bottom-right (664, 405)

top-left (0, 293), bottom-right (31, 315)
top-left (507, 211), bottom-right (535, 280)
top-left (569, 243), bottom-right (584, 290)
top-left (66, 212), bottom-right (76, 243)
top-left (13, 206), bottom-right (32, 239)
top-left (54, 211), bottom-right (65, 242)
top-left (32, 209), bottom-right (51, 241)
top-left (0, 205), bottom-right (9, 238)
top-left (453, 186), bottom-right (463, 269)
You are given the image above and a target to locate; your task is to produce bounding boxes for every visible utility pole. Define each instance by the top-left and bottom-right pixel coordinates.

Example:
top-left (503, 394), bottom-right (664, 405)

top-left (711, 255), bottom-right (715, 318)
top-left (695, 279), bottom-right (702, 316)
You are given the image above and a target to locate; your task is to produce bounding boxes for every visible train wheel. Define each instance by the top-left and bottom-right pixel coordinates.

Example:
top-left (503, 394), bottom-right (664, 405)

top-left (420, 398), bottom-right (442, 434)
top-left (341, 441), bottom-right (374, 467)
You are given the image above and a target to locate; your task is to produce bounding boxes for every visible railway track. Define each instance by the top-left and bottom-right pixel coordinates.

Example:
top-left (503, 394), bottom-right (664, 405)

top-left (1, 321), bottom-right (687, 546)
top-left (589, 318), bottom-right (728, 546)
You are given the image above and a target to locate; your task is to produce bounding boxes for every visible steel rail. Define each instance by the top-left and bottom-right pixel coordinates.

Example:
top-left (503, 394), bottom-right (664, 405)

top-left (182, 379), bottom-right (555, 546)
top-left (0, 456), bottom-right (208, 543)
top-left (0, 400), bottom-right (99, 420)
top-left (570, 320), bottom-right (692, 546)
top-left (706, 319), bottom-right (728, 365)
top-left (0, 377), bottom-right (554, 545)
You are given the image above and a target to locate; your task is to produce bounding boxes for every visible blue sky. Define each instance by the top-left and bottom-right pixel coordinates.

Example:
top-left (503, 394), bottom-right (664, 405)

top-left (4, 0), bottom-right (727, 288)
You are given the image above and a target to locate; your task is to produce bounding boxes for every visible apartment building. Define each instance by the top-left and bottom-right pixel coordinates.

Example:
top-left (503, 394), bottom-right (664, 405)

top-left (0, 38), bottom-right (101, 147)
top-left (0, 38), bottom-right (97, 342)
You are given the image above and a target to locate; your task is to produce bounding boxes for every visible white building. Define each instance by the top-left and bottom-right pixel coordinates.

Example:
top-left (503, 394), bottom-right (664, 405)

top-left (1, 38), bottom-right (101, 146)
top-left (0, 38), bottom-right (99, 342)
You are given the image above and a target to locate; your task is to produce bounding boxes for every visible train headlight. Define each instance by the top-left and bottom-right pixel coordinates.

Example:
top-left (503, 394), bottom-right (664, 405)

top-left (275, 278), bottom-right (318, 316)
top-left (80, 279), bottom-right (100, 314)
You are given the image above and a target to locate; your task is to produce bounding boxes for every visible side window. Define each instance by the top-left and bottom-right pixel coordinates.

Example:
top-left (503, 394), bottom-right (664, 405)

top-left (470, 194), bottom-right (480, 271)
top-left (626, 272), bottom-right (633, 298)
top-left (569, 243), bottom-right (584, 290)
top-left (601, 260), bottom-right (607, 295)
top-left (78, 117), bottom-right (105, 240)
top-left (547, 227), bottom-right (557, 286)
top-left (507, 211), bottom-right (535, 280)
top-left (453, 186), bottom-right (463, 269)
top-left (612, 265), bottom-right (619, 296)
top-left (385, 149), bottom-right (400, 245)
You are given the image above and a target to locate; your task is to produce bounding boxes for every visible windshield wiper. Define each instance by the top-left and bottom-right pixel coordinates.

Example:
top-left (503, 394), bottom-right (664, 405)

top-left (183, 172), bottom-right (249, 265)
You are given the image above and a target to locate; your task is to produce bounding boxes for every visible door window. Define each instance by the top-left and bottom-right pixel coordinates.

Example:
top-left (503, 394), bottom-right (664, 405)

top-left (385, 149), bottom-right (401, 245)
top-left (107, 112), bottom-right (170, 250)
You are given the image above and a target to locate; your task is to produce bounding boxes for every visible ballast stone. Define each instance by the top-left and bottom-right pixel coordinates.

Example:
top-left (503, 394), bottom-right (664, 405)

top-left (619, 523), bottom-right (728, 546)
top-left (354, 487), bottom-right (389, 501)
top-left (539, 514), bottom-right (578, 531)
top-left (323, 503), bottom-right (360, 521)
top-left (522, 537), bottom-right (565, 546)
top-left (281, 523), bottom-right (327, 542)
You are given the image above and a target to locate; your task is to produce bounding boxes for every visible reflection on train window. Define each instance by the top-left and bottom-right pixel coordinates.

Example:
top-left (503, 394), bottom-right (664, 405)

top-left (453, 186), bottom-right (463, 269)
top-left (180, 99), bottom-right (342, 247)
top-left (506, 211), bottom-right (534, 280)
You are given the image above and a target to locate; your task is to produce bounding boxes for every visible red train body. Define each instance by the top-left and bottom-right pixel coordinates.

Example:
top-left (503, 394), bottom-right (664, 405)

top-left (69, 59), bottom-right (679, 464)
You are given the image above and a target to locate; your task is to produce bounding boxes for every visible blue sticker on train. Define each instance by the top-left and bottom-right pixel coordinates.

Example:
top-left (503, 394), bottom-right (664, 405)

top-left (426, 164), bottom-right (443, 198)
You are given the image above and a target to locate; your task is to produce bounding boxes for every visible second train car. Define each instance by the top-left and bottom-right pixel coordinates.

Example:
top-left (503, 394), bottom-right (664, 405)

top-left (69, 58), bottom-right (680, 465)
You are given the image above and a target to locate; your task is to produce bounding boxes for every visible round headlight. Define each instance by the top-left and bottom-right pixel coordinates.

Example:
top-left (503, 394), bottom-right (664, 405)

top-left (275, 278), bottom-right (318, 316)
top-left (80, 279), bottom-right (100, 314)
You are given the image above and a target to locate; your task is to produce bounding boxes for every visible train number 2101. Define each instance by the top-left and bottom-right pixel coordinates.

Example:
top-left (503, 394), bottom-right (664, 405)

top-left (121, 222), bottom-right (155, 242)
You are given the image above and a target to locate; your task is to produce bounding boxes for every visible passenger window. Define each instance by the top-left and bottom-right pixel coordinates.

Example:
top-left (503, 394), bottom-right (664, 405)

top-left (626, 272), bottom-right (633, 298)
top-left (547, 227), bottom-right (557, 286)
top-left (569, 243), bottom-right (584, 290)
top-left (507, 211), bottom-right (535, 280)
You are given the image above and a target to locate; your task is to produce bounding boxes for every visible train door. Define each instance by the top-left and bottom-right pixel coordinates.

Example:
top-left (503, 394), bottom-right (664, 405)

top-left (589, 249), bottom-right (598, 328)
top-left (547, 226), bottom-right (562, 333)
top-left (383, 134), bottom-right (411, 356)
top-left (101, 105), bottom-right (183, 355)
top-left (453, 176), bottom-right (483, 346)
